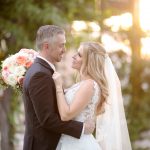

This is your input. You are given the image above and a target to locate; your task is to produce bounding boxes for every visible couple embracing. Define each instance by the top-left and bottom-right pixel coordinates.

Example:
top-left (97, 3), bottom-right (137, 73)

top-left (22, 25), bottom-right (132, 150)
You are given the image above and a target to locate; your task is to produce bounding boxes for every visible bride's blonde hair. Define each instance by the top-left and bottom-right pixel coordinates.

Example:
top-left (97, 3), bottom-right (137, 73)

top-left (80, 42), bottom-right (109, 115)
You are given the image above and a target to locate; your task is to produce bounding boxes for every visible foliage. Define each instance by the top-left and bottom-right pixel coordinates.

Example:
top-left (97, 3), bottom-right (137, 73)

top-left (128, 59), bottom-right (150, 142)
top-left (0, 0), bottom-right (98, 56)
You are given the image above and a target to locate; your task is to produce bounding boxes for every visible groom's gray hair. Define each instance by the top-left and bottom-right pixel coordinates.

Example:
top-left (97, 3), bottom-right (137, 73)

top-left (36, 25), bottom-right (65, 51)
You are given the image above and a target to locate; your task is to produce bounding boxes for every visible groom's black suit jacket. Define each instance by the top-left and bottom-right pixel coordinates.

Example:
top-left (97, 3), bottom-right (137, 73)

top-left (23, 57), bottom-right (83, 150)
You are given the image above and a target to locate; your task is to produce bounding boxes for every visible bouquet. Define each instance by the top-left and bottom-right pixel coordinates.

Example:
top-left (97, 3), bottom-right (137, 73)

top-left (0, 48), bottom-right (38, 91)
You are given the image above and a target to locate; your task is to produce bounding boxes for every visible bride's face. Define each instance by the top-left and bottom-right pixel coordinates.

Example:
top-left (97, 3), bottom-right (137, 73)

top-left (72, 46), bottom-right (83, 71)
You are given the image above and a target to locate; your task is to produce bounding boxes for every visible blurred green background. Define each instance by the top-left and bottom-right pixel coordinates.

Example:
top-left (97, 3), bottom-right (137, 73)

top-left (0, 0), bottom-right (150, 150)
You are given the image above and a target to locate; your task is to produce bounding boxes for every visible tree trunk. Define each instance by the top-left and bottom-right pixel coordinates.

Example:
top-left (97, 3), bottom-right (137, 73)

top-left (130, 0), bottom-right (143, 109)
top-left (0, 88), bottom-right (14, 150)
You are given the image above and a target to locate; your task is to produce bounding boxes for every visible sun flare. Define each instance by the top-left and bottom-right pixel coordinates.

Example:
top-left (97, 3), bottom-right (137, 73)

top-left (71, 0), bottom-right (150, 58)
top-left (139, 0), bottom-right (150, 32)
top-left (141, 38), bottom-right (150, 58)
top-left (139, 0), bottom-right (150, 58)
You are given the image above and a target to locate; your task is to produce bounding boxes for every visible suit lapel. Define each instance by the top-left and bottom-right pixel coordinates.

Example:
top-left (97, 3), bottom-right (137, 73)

top-left (34, 57), bottom-right (54, 74)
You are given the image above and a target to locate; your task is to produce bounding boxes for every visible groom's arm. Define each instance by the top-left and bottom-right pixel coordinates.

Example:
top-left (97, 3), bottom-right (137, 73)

top-left (28, 72), bottom-right (83, 138)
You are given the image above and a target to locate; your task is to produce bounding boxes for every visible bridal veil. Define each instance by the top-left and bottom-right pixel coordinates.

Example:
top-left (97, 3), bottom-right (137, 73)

top-left (96, 55), bottom-right (132, 150)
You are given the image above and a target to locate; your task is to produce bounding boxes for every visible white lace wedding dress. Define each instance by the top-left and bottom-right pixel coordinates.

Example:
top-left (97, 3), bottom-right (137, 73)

top-left (56, 80), bottom-right (102, 150)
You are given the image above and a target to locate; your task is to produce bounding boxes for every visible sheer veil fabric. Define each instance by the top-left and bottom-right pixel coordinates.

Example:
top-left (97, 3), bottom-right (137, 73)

top-left (96, 56), bottom-right (132, 150)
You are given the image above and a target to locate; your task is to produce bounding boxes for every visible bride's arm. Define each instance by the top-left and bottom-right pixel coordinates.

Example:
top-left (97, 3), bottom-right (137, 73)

top-left (53, 72), bottom-right (94, 121)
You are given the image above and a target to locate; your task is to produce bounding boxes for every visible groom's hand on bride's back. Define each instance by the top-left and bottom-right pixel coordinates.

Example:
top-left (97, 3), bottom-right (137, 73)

top-left (84, 118), bottom-right (95, 134)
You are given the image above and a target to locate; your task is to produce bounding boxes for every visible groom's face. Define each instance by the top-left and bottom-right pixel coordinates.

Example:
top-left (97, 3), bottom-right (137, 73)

top-left (47, 33), bottom-right (66, 63)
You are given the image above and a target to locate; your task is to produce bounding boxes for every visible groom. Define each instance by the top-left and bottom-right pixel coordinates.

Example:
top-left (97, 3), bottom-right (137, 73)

top-left (23, 25), bottom-right (95, 150)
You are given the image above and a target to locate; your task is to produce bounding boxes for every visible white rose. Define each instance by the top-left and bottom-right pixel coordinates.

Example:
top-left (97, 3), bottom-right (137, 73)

top-left (2, 55), bottom-right (16, 68)
top-left (14, 66), bottom-right (26, 76)
top-left (6, 74), bottom-right (17, 87)
top-left (9, 64), bottom-right (17, 73)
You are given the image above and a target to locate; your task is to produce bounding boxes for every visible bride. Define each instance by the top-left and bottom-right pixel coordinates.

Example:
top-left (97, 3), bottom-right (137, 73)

top-left (52, 42), bottom-right (132, 150)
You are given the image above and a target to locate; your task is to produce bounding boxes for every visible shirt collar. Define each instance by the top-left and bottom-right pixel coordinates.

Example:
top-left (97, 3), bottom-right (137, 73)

top-left (37, 55), bottom-right (56, 71)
